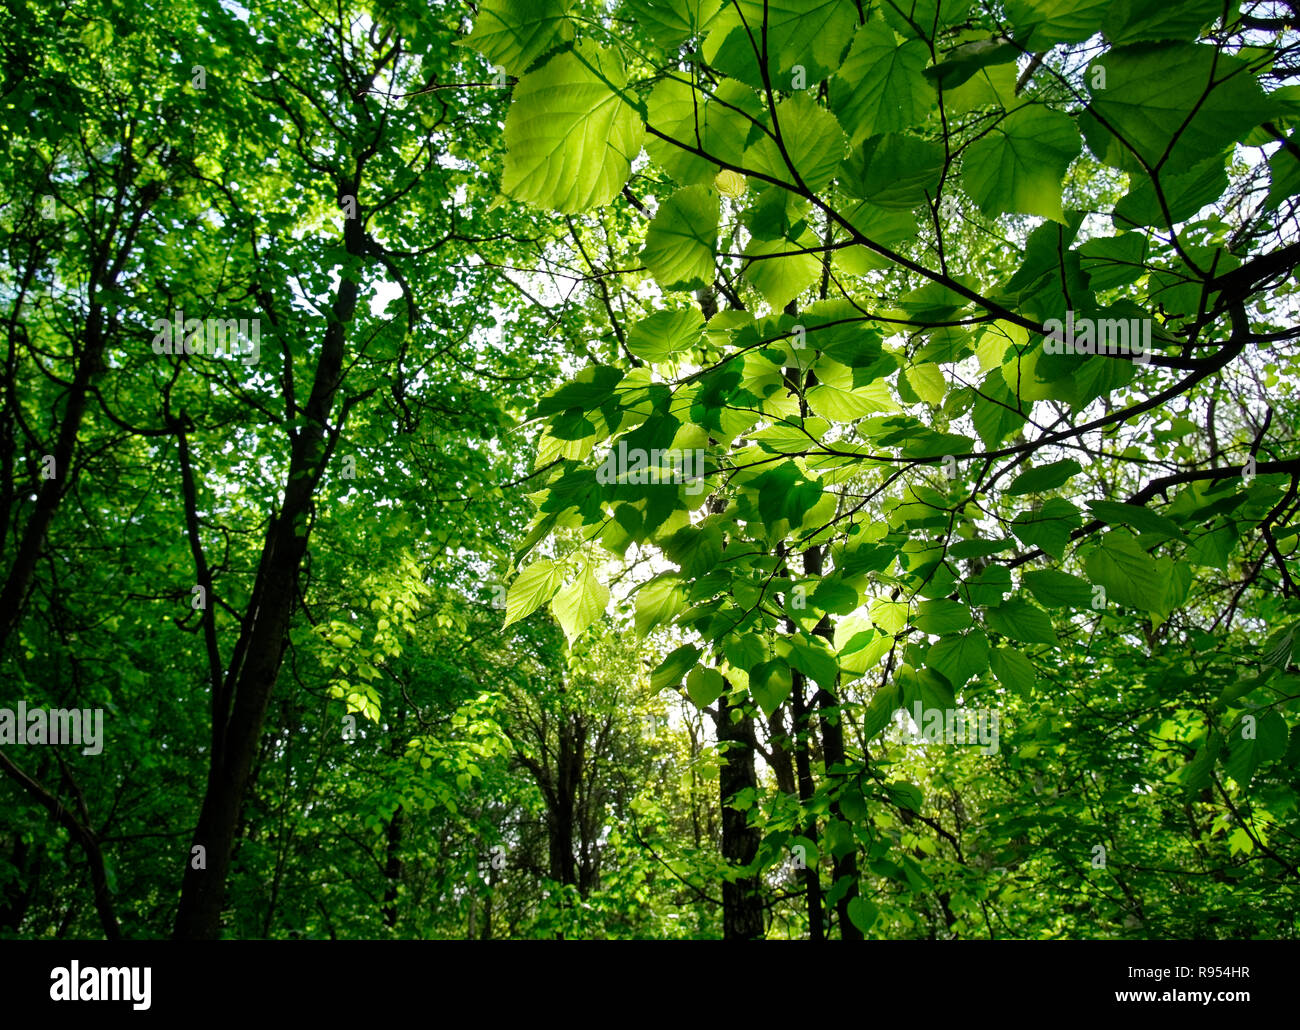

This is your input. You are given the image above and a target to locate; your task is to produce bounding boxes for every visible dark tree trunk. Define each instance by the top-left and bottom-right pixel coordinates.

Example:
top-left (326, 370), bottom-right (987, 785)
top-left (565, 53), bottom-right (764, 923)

top-left (382, 805), bottom-right (404, 929)
top-left (805, 543), bottom-right (864, 940)
top-left (713, 686), bottom-right (764, 940)
top-left (172, 181), bottom-right (363, 940)
top-left (789, 668), bottom-right (826, 941)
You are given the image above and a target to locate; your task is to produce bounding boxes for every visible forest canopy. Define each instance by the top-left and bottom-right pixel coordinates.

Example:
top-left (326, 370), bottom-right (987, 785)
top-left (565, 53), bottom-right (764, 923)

top-left (1, 0), bottom-right (1299, 941)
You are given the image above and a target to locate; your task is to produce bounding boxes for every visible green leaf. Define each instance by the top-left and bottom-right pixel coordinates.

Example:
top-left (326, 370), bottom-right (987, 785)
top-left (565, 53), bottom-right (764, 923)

top-left (831, 15), bottom-right (933, 145)
top-left (1102, 0), bottom-right (1225, 45)
top-left (1006, 459), bottom-right (1083, 496)
top-left (1023, 569), bottom-right (1094, 608)
top-left (914, 599), bottom-right (973, 635)
top-left (642, 185), bottom-right (720, 291)
top-left (743, 230), bottom-right (822, 311)
top-left (459, 0), bottom-right (574, 77)
top-left (504, 558), bottom-right (562, 626)
top-left (972, 370), bottom-right (1028, 447)
top-left (926, 630), bottom-right (990, 687)
top-left (962, 104), bottom-right (1081, 222)
top-left (806, 360), bottom-right (898, 420)
top-left (1010, 498), bottom-right (1081, 559)
top-left (646, 78), bottom-right (762, 183)
top-left (863, 681), bottom-right (904, 739)
top-left (985, 598), bottom-right (1057, 645)
top-left (1076, 233), bottom-right (1149, 288)
top-left (960, 564), bottom-right (1012, 607)
top-left (635, 574), bottom-right (686, 636)
top-left (1084, 45), bottom-right (1276, 175)
top-left (664, 522), bottom-right (724, 578)
top-left (502, 42), bottom-right (645, 213)
top-left (686, 665), bottom-right (727, 707)
top-left (990, 645), bottom-right (1037, 695)
top-left (1006, 0), bottom-right (1110, 49)
top-left (1083, 531), bottom-right (1165, 612)
top-left (1226, 711), bottom-right (1289, 786)
top-left (925, 38), bottom-right (1020, 91)
top-left (842, 133), bottom-right (944, 209)
top-left (785, 634), bottom-right (840, 690)
top-left (551, 563), bottom-right (610, 643)
top-left (652, 643), bottom-right (701, 692)
top-left (752, 462), bottom-right (824, 529)
top-left (847, 896), bottom-right (879, 933)
top-left (625, 0), bottom-right (723, 49)
top-left (750, 659), bottom-right (793, 717)
top-left (1181, 727), bottom-right (1222, 796)
top-left (886, 781), bottom-right (924, 813)
top-left (1087, 500), bottom-right (1186, 542)
top-left (705, 0), bottom-right (856, 87)
top-left (746, 92), bottom-right (847, 193)
top-left (627, 307), bottom-right (706, 363)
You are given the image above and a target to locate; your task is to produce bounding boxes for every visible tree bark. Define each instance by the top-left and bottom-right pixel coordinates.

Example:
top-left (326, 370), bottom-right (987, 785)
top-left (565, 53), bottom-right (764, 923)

top-left (712, 687), bottom-right (764, 939)
top-left (172, 182), bottom-right (363, 940)
top-left (805, 543), bottom-right (864, 940)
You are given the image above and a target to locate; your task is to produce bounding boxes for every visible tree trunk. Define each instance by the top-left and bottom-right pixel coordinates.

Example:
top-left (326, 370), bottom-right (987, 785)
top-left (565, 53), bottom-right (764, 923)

top-left (806, 543), bottom-right (863, 940)
top-left (172, 183), bottom-right (362, 940)
top-left (713, 687), bottom-right (764, 939)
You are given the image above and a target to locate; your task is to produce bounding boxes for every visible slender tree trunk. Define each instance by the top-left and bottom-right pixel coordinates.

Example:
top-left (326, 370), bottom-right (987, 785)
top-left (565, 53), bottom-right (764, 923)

top-left (382, 805), bottom-right (404, 929)
top-left (713, 687), bottom-right (764, 939)
top-left (0, 750), bottom-right (120, 939)
top-left (172, 183), bottom-right (363, 940)
top-left (805, 543), bottom-right (864, 940)
top-left (789, 669), bottom-right (825, 941)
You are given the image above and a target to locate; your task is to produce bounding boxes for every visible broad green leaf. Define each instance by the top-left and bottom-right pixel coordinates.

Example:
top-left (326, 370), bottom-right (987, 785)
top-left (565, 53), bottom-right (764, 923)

top-left (962, 105), bottom-right (1081, 222)
top-left (831, 15), bottom-right (933, 145)
top-left (1225, 711), bottom-right (1289, 785)
top-left (552, 563), bottom-right (610, 643)
top-left (627, 307), bottom-right (706, 363)
top-left (743, 230), bottom-right (821, 311)
top-left (1010, 498), bottom-right (1081, 559)
top-left (686, 665), bottom-right (727, 706)
top-left (906, 363), bottom-right (947, 405)
top-left (635, 573), bottom-right (686, 636)
top-left (806, 360), bottom-right (899, 420)
top-left (642, 185), bottom-right (719, 291)
top-left (1102, 0), bottom-right (1224, 45)
top-left (504, 558), bottom-right (562, 626)
top-left (652, 643), bottom-right (701, 691)
top-left (625, 0), bottom-right (724, 49)
top-left (1023, 569), bottom-right (1094, 608)
top-left (842, 133), bottom-right (944, 209)
top-left (747, 92), bottom-right (847, 193)
top-left (960, 564), bottom-right (1012, 607)
top-left (503, 43), bottom-right (644, 213)
top-left (871, 598), bottom-right (910, 635)
top-left (1084, 45), bottom-right (1276, 175)
top-left (1087, 500), bottom-right (1185, 542)
top-left (645, 78), bottom-right (762, 183)
top-left (459, 0), bottom-right (574, 77)
top-left (925, 38), bottom-right (1020, 91)
top-left (972, 370), bottom-right (1028, 447)
top-left (705, 0), bottom-right (856, 87)
top-left (1006, 0), bottom-right (1109, 49)
top-left (1006, 459), bottom-right (1083, 496)
top-left (1077, 233), bottom-right (1149, 288)
top-left (847, 896), bottom-right (879, 932)
top-left (750, 659), bottom-right (793, 717)
top-left (1083, 531), bottom-right (1165, 612)
top-left (985, 598), bottom-right (1058, 645)
top-left (926, 630), bottom-right (990, 687)
top-left (990, 645), bottom-right (1037, 694)
top-left (914, 599), bottom-right (973, 635)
